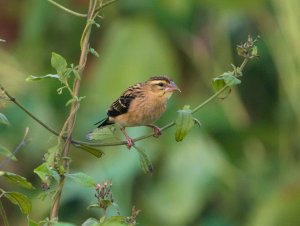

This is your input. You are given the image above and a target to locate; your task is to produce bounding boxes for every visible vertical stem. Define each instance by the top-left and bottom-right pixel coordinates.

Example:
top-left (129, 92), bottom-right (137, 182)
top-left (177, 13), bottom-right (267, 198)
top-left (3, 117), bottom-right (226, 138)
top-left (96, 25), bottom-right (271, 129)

top-left (0, 199), bottom-right (9, 226)
top-left (49, 0), bottom-right (97, 220)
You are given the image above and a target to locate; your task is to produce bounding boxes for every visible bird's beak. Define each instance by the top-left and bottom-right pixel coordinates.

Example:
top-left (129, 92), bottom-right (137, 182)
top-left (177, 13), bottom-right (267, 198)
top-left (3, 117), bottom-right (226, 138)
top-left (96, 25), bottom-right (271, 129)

top-left (165, 81), bottom-right (181, 93)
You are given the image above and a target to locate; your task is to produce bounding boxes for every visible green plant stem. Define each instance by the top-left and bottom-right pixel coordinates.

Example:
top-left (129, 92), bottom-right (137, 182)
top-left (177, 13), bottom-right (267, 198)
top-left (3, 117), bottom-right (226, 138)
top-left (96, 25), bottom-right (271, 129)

top-left (47, 0), bottom-right (87, 17)
top-left (49, 0), bottom-right (98, 220)
top-left (47, 0), bottom-right (119, 18)
top-left (96, 0), bottom-right (119, 10)
top-left (0, 84), bottom-right (60, 137)
top-left (0, 199), bottom-right (9, 226)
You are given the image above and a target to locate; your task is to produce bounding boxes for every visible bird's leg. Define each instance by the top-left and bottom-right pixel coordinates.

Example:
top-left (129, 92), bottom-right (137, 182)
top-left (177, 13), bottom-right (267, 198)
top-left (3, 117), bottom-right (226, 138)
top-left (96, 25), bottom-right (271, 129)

top-left (120, 127), bottom-right (134, 149)
top-left (146, 124), bottom-right (162, 138)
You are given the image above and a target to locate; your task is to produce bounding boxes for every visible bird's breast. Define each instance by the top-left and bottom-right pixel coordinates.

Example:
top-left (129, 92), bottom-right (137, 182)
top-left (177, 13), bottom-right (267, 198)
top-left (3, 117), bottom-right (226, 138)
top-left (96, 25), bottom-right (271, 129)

top-left (113, 96), bottom-right (167, 127)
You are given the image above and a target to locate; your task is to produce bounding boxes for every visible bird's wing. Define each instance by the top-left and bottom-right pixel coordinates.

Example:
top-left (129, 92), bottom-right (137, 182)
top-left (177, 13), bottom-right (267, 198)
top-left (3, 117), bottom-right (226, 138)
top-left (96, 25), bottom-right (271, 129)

top-left (107, 84), bottom-right (143, 117)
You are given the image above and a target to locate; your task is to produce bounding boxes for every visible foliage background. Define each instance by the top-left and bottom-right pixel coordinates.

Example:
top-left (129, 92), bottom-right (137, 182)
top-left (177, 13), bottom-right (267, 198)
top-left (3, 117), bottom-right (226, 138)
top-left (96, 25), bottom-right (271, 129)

top-left (0, 0), bottom-right (299, 225)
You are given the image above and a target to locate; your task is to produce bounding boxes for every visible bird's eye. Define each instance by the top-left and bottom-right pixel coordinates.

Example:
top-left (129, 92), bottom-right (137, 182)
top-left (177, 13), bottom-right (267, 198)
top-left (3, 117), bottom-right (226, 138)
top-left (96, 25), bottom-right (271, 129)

top-left (158, 82), bottom-right (164, 87)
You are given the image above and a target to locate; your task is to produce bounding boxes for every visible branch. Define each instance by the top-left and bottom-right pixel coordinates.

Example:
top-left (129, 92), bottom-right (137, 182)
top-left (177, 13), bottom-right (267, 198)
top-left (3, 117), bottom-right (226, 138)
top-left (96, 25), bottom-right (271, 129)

top-left (47, 0), bottom-right (87, 17)
top-left (97, 0), bottom-right (120, 10)
top-left (0, 84), bottom-right (60, 137)
top-left (47, 0), bottom-right (119, 18)
top-left (50, 0), bottom-right (99, 220)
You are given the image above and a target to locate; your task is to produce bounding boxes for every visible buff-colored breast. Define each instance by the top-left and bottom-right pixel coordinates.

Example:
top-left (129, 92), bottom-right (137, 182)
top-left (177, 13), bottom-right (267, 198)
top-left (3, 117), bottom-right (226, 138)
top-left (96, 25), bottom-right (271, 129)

top-left (113, 94), bottom-right (168, 127)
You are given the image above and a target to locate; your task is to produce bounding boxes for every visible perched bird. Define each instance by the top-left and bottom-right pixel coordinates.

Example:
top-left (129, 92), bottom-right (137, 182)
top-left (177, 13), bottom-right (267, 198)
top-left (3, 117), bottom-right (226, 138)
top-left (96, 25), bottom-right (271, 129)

top-left (94, 76), bottom-right (181, 149)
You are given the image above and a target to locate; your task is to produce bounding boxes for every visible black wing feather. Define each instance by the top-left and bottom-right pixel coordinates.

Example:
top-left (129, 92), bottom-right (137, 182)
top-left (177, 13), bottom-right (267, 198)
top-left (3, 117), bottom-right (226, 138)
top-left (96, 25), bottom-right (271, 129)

top-left (94, 83), bottom-right (143, 128)
top-left (108, 95), bottom-right (135, 117)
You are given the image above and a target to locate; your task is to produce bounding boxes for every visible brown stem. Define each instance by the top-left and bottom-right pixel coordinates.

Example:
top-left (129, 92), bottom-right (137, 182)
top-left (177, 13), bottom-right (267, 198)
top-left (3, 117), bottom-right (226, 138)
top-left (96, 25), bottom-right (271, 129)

top-left (49, 0), bottom-right (97, 220)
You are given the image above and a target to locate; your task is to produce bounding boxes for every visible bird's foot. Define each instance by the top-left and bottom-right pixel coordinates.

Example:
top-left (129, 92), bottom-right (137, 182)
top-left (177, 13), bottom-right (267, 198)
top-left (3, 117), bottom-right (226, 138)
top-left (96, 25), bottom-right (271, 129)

top-left (152, 126), bottom-right (162, 138)
top-left (126, 137), bottom-right (135, 149)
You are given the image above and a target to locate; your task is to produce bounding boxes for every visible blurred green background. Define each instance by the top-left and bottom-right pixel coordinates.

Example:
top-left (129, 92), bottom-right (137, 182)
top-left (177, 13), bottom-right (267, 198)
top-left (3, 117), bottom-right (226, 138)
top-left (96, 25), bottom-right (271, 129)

top-left (1, 0), bottom-right (300, 225)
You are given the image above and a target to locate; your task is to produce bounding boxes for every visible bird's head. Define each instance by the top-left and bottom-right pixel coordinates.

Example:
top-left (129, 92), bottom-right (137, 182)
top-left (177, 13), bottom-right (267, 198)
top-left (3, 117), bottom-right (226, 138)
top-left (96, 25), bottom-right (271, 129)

top-left (146, 76), bottom-right (181, 99)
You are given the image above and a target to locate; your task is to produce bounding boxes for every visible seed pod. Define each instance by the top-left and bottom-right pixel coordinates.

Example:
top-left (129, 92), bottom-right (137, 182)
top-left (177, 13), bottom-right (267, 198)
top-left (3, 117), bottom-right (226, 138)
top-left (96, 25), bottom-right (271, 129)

top-left (175, 105), bottom-right (195, 142)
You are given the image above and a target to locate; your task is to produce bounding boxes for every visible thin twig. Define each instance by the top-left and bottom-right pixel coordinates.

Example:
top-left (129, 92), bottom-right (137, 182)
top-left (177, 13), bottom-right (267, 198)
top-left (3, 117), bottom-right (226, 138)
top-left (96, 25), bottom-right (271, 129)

top-left (97, 0), bottom-right (120, 10)
top-left (0, 127), bottom-right (30, 169)
top-left (47, 0), bottom-right (87, 17)
top-left (0, 84), bottom-right (59, 137)
top-left (47, 0), bottom-right (116, 18)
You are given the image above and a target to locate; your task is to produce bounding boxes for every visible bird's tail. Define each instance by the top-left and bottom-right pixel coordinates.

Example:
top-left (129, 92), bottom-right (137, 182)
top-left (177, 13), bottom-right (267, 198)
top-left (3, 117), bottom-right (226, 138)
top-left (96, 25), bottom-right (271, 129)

top-left (94, 117), bottom-right (114, 128)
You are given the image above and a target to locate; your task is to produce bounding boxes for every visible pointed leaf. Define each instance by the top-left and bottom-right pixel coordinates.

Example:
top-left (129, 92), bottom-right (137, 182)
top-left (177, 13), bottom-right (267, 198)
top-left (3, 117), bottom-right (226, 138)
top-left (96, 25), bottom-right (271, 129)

top-left (251, 45), bottom-right (258, 57)
top-left (44, 145), bottom-right (60, 166)
top-left (26, 74), bottom-right (59, 81)
top-left (175, 105), bottom-right (195, 142)
top-left (82, 218), bottom-right (101, 226)
top-left (85, 126), bottom-right (116, 141)
top-left (86, 204), bottom-right (100, 210)
top-left (54, 223), bottom-right (76, 226)
top-left (0, 113), bottom-right (9, 126)
top-left (0, 144), bottom-right (17, 160)
top-left (212, 76), bottom-right (227, 92)
top-left (0, 171), bottom-right (34, 189)
top-left (134, 146), bottom-right (153, 175)
top-left (76, 145), bottom-right (104, 158)
top-left (222, 72), bottom-right (241, 86)
top-left (65, 172), bottom-right (96, 188)
top-left (51, 52), bottom-right (67, 75)
top-left (102, 216), bottom-right (127, 226)
top-left (212, 71), bottom-right (240, 90)
top-left (34, 162), bottom-right (59, 183)
top-left (4, 191), bottom-right (32, 214)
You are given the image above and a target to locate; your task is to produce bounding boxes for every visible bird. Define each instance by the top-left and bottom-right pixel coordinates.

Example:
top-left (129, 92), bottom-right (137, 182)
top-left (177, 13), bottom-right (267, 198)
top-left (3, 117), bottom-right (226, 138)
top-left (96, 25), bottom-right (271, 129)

top-left (93, 76), bottom-right (181, 149)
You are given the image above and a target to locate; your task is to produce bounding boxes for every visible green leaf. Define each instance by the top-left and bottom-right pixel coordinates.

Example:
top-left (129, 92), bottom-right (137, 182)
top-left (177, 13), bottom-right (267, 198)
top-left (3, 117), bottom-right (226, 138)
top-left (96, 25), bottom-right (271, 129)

top-left (82, 218), bottom-right (101, 226)
top-left (77, 145), bottom-right (104, 158)
top-left (222, 72), bottom-right (241, 86)
top-left (51, 52), bottom-right (67, 76)
top-left (212, 71), bottom-right (241, 90)
top-left (212, 76), bottom-right (227, 92)
top-left (175, 105), bottom-right (195, 142)
top-left (212, 71), bottom-right (240, 98)
top-left (44, 145), bottom-right (60, 166)
top-left (251, 45), bottom-right (258, 57)
top-left (134, 146), bottom-right (153, 175)
top-left (54, 223), bottom-right (76, 226)
top-left (34, 162), bottom-right (59, 183)
top-left (65, 172), bottom-right (96, 188)
top-left (0, 144), bottom-right (16, 160)
top-left (0, 171), bottom-right (34, 189)
top-left (86, 203), bottom-right (100, 210)
top-left (26, 74), bottom-right (59, 81)
top-left (0, 113), bottom-right (9, 126)
top-left (4, 191), bottom-right (32, 214)
top-left (85, 126), bottom-right (116, 141)
top-left (102, 216), bottom-right (128, 226)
